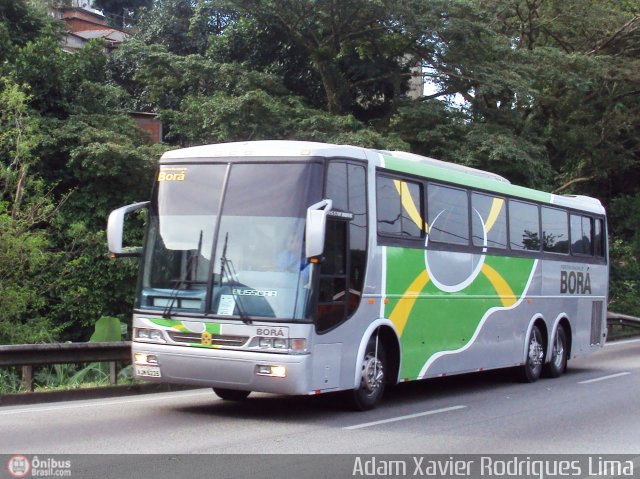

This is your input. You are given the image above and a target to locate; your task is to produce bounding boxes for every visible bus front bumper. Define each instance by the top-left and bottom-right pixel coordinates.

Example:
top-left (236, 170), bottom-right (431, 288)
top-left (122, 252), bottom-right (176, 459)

top-left (132, 342), bottom-right (312, 395)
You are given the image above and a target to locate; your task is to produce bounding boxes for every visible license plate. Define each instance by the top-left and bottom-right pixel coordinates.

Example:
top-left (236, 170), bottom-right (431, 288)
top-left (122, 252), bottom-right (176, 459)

top-left (135, 365), bottom-right (162, 378)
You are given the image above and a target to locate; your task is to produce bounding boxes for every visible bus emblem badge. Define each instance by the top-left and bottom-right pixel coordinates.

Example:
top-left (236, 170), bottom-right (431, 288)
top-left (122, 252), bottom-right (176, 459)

top-left (201, 331), bottom-right (212, 346)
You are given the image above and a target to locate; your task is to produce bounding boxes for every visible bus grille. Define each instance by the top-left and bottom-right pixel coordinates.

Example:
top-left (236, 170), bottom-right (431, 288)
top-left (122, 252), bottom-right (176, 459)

top-left (590, 301), bottom-right (604, 345)
top-left (168, 332), bottom-right (249, 347)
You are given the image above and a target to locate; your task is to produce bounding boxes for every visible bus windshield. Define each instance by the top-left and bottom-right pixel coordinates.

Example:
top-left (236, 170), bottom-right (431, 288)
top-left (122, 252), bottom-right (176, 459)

top-left (137, 161), bottom-right (323, 321)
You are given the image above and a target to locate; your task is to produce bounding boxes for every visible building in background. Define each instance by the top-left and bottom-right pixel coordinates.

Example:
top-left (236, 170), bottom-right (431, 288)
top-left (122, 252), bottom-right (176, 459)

top-left (50, 1), bottom-right (128, 52)
top-left (49, 1), bottom-right (163, 143)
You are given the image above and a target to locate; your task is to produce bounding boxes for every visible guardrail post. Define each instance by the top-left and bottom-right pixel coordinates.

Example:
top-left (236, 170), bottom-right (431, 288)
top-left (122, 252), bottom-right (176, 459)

top-left (109, 361), bottom-right (117, 385)
top-left (21, 365), bottom-right (34, 392)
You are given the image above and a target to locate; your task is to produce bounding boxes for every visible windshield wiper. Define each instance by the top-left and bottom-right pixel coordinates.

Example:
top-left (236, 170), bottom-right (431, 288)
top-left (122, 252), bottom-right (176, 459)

top-left (162, 230), bottom-right (203, 319)
top-left (218, 233), bottom-right (252, 324)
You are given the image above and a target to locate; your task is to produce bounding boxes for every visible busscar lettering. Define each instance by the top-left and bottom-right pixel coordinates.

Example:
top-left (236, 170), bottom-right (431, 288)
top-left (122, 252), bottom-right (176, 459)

top-left (560, 270), bottom-right (592, 294)
top-left (232, 288), bottom-right (277, 297)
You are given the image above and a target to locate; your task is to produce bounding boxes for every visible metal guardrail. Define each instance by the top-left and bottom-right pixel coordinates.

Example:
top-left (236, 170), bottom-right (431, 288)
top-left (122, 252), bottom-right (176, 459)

top-left (606, 311), bottom-right (640, 328)
top-left (0, 341), bottom-right (131, 392)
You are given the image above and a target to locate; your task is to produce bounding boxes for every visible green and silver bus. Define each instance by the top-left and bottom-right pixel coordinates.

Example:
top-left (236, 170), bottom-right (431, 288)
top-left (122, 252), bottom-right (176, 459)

top-left (108, 140), bottom-right (608, 409)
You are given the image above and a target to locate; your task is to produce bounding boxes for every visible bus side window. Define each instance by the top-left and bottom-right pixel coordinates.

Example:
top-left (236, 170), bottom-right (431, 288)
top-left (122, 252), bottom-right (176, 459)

top-left (428, 183), bottom-right (468, 245)
top-left (594, 218), bottom-right (605, 258)
top-left (570, 214), bottom-right (593, 256)
top-left (509, 200), bottom-right (540, 251)
top-left (471, 193), bottom-right (507, 249)
top-left (542, 207), bottom-right (569, 254)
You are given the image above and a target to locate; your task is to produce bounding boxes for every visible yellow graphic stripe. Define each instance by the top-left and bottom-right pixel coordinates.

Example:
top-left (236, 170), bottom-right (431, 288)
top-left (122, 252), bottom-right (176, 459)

top-left (484, 198), bottom-right (504, 233)
top-left (389, 270), bottom-right (430, 336)
top-left (481, 263), bottom-right (517, 307)
top-left (393, 180), bottom-right (428, 232)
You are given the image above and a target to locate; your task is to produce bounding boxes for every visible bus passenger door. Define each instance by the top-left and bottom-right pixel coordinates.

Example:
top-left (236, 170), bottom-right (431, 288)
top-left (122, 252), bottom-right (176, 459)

top-left (316, 218), bottom-right (349, 333)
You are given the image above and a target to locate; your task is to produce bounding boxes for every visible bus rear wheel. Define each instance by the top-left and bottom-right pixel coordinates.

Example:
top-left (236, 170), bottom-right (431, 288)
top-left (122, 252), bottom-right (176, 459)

top-left (518, 325), bottom-right (544, 383)
top-left (543, 326), bottom-right (567, 378)
top-left (348, 336), bottom-right (387, 411)
top-left (213, 388), bottom-right (251, 401)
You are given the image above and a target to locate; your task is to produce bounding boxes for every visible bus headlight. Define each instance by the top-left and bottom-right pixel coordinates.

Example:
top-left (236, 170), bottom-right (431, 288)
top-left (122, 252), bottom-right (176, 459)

top-left (254, 337), bottom-right (307, 354)
top-left (273, 338), bottom-right (288, 349)
top-left (134, 328), bottom-right (166, 343)
top-left (148, 330), bottom-right (165, 342)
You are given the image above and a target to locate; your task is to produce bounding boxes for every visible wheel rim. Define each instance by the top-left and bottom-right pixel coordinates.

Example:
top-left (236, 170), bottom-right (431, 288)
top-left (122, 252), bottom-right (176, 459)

top-left (551, 329), bottom-right (565, 369)
top-left (361, 353), bottom-right (384, 394)
top-left (528, 329), bottom-right (544, 371)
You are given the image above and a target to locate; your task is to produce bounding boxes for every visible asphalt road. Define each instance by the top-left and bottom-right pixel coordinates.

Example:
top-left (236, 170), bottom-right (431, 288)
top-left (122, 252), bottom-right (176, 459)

top-left (1, 338), bottom-right (639, 458)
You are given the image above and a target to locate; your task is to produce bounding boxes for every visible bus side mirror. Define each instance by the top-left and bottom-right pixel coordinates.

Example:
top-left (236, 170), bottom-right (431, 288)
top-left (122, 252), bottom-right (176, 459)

top-left (305, 199), bottom-right (333, 259)
top-left (107, 201), bottom-right (149, 258)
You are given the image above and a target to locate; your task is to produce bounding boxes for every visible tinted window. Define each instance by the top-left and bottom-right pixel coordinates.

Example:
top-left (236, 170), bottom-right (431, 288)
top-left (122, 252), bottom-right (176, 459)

top-left (542, 207), bottom-right (569, 254)
top-left (594, 218), bottom-right (605, 258)
top-left (220, 163), bottom-right (322, 217)
top-left (376, 175), bottom-right (423, 238)
top-left (571, 214), bottom-right (593, 255)
top-left (346, 164), bottom-right (367, 315)
top-left (317, 220), bottom-right (348, 333)
top-left (509, 200), bottom-right (540, 251)
top-left (428, 184), bottom-right (469, 245)
top-left (326, 162), bottom-right (348, 211)
top-left (471, 193), bottom-right (507, 249)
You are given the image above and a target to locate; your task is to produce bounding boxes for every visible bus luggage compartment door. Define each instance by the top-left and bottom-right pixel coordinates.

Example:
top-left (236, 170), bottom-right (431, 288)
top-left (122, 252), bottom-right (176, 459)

top-left (311, 343), bottom-right (342, 390)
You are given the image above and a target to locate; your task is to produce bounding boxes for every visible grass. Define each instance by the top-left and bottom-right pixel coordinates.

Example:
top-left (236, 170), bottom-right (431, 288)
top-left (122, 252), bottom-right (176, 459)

top-left (0, 363), bottom-right (139, 394)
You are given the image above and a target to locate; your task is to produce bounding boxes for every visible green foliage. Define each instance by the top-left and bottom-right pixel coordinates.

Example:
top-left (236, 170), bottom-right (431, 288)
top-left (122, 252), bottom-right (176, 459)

top-left (609, 239), bottom-right (640, 317)
top-left (457, 123), bottom-right (552, 189)
top-left (90, 316), bottom-right (122, 342)
top-left (166, 90), bottom-right (406, 149)
top-left (0, 208), bottom-right (58, 344)
top-left (93, 0), bottom-right (153, 20)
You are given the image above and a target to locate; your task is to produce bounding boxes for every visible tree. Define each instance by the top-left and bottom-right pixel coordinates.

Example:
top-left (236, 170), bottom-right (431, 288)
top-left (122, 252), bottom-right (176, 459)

top-left (221, 0), bottom-right (413, 117)
top-left (0, 78), bottom-right (60, 344)
top-left (92, 0), bottom-right (153, 27)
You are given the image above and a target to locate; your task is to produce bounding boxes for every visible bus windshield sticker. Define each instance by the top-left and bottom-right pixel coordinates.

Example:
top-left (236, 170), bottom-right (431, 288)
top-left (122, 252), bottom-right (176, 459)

top-left (217, 295), bottom-right (236, 315)
top-left (158, 167), bottom-right (187, 182)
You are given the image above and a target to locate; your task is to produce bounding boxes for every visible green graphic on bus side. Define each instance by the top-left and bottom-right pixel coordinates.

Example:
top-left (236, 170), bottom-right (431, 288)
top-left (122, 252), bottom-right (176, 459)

top-left (380, 153), bottom-right (540, 379)
top-left (148, 318), bottom-right (221, 336)
top-left (384, 248), bottom-right (535, 379)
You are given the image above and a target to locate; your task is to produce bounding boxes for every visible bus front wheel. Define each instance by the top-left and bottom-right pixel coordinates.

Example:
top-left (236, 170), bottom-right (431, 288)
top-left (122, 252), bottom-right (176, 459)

top-left (518, 325), bottom-right (544, 383)
top-left (348, 336), bottom-right (387, 411)
top-left (213, 388), bottom-right (251, 401)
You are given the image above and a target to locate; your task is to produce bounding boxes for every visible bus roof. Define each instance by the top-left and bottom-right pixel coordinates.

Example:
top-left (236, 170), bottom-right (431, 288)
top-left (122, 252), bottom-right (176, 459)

top-left (160, 140), bottom-right (605, 216)
top-left (160, 140), bottom-right (368, 161)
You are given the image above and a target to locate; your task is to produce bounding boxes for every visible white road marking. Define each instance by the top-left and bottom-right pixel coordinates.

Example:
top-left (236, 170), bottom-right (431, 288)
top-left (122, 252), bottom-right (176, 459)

top-left (343, 405), bottom-right (467, 430)
top-left (578, 372), bottom-right (631, 384)
top-left (605, 338), bottom-right (640, 347)
top-left (0, 389), bottom-right (212, 416)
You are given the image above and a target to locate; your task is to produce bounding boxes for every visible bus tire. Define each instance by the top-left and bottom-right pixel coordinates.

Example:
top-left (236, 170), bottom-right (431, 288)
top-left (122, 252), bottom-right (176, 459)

top-left (518, 325), bottom-right (544, 383)
top-left (348, 336), bottom-right (387, 411)
top-left (213, 388), bottom-right (250, 401)
top-left (543, 326), bottom-right (567, 378)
